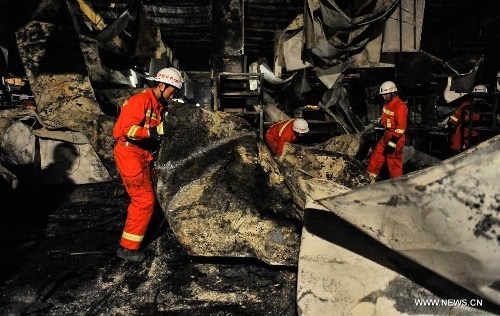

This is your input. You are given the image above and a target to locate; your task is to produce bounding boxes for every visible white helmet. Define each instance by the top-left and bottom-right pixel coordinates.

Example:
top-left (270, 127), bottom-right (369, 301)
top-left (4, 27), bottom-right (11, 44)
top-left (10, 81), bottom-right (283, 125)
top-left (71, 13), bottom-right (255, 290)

top-left (379, 81), bottom-right (397, 95)
top-left (147, 67), bottom-right (183, 89)
top-left (292, 118), bottom-right (309, 133)
top-left (472, 84), bottom-right (488, 93)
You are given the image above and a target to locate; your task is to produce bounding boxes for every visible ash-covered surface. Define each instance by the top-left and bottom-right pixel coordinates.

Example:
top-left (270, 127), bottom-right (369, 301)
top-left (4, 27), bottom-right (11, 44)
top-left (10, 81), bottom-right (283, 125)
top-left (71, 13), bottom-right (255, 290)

top-left (0, 181), bottom-right (297, 315)
top-left (280, 143), bottom-right (372, 189)
top-left (157, 104), bottom-right (298, 222)
top-left (311, 135), bottom-right (500, 305)
top-left (15, 21), bottom-right (116, 171)
top-left (155, 103), bottom-right (302, 265)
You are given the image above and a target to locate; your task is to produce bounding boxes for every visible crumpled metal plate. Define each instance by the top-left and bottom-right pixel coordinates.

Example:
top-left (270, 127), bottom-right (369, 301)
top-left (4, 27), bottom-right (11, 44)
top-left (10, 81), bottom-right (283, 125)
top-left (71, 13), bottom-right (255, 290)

top-left (306, 134), bottom-right (500, 304)
top-left (154, 103), bottom-right (302, 266)
top-left (0, 119), bottom-right (112, 185)
top-left (296, 178), bottom-right (499, 315)
top-left (15, 21), bottom-right (116, 169)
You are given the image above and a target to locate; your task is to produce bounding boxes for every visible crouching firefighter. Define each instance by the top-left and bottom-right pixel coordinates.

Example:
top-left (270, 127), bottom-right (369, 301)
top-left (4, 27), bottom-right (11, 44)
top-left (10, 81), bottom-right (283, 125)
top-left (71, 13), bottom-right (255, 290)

top-left (112, 67), bottom-right (183, 262)
top-left (367, 81), bottom-right (408, 181)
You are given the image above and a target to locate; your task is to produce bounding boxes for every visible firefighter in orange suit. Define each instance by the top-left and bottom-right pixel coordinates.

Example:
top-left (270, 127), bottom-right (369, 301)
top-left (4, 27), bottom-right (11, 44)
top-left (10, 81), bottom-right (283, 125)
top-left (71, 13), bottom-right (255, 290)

top-left (367, 81), bottom-right (408, 180)
top-left (265, 118), bottom-right (309, 156)
top-left (447, 84), bottom-right (492, 153)
top-left (113, 67), bottom-right (183, 262)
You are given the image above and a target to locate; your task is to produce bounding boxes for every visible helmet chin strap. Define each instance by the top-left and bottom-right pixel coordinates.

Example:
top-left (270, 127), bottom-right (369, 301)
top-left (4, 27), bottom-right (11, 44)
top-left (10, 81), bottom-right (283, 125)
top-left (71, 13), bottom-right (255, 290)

top-left (158, 84), bottom-right (169, 106)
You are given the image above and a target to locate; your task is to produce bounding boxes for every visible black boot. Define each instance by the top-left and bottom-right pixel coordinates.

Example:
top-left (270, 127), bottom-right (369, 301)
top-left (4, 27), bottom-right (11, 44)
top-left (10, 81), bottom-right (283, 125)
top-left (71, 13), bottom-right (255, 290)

top-left (116, 247), bottom-right (145, 262)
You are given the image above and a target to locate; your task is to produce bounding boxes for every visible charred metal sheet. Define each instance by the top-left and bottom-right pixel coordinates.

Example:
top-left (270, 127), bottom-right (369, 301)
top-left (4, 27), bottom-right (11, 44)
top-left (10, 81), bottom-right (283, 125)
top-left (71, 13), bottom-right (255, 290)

top-left (311, 135), bottom-right (500, 303)
top-left (0, 108), bottom-right (37, 142)
top-left (15, 21), bottom-right (116, 170)
top-left (277, 142), bottom-right (372, 212)
top-left (314, 62), bottom-right (350, 89)
top-left (314, 132), bottom-right (367, 158)
top-left (135, 6), bottom-right (171, 60)
top-left (274, 15), bottom-right (311, 74)
top-left (254, 61), bottom-right (295, 88)
top-left (264, 104), bottom-right (291, 123)
top-left (350, 32), bottom-right (395, 68)
top-left (94, 0), bottom-right (139, 43)
top-left (70, 0), bottom-right (128, 53)
top-left (280, 142), bottom-right (372, 189)
top-left (297, 184), bottom-right (498, 315)
top-left (78, 35), bottom-right (131, 86)
top-left (320, 82), bottom-right (365, 133)
top-left (382, 0), bottom-right (425, 52)
top-left (211, 0), bottom-right (243, 57)
top-left (275, 0), bottom-right (402, 72)
top-left (155, 103), bottom-right (301, 266)
top-left (303, 0), bottom-right (399, 60)
top-left (74, 0), bottom-right (107, 30)
top-left (0, 119), bottom-right (112, 185)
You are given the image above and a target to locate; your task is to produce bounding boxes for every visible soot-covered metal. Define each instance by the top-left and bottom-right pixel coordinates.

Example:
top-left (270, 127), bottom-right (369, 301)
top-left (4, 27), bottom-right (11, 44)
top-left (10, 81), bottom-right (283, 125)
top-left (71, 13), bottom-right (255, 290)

top-left (155, 102), bottom-right (302, 266)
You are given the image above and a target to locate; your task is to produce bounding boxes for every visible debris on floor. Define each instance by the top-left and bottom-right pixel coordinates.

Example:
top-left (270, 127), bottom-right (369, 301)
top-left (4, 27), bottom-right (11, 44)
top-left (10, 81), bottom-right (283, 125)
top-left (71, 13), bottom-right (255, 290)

top-left (0, 182), bottom-right (297, 315)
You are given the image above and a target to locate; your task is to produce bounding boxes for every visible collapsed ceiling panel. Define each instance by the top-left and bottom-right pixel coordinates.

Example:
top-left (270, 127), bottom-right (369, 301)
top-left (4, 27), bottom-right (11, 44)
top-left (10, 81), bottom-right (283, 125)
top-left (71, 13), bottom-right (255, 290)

top-left (82, 0), bottom-right (303, 70)
top-left (382, 0), bottom-right (425, 53)
top-left (1, 0), bottom-right (500, 75)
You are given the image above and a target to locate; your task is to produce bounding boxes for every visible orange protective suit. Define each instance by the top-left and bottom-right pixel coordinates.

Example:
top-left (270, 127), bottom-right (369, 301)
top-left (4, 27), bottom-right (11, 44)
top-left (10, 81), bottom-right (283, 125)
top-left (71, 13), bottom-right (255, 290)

top-left (113, 88), bottom-right (163, 250)
top-left (265, 119), bottom-right (297, 156)
top-left (448, 99), bottom-right (491, 153)
top-left (367, 95), bottom-right (408, 179)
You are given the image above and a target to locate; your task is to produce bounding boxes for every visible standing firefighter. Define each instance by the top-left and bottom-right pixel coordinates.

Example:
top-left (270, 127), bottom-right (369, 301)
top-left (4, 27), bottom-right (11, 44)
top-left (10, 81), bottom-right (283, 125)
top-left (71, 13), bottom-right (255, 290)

top-left (265, 118), bottom-right (309, 156)
top-left (447, 84), bottom-right (492, 153)
top-left (367, 81), bottom-right (408, 180)
top-left (113, 67), bottom-right (183, 262)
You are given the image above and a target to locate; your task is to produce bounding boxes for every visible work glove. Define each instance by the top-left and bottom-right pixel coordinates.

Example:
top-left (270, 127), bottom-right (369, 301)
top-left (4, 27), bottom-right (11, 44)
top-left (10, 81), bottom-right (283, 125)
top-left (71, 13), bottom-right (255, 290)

top-left (383, 136), bottom-right (398, 155)
top-left (447, 123), bottom-right (458, 134)
top-left (149, 121), bottom-right (165, 140)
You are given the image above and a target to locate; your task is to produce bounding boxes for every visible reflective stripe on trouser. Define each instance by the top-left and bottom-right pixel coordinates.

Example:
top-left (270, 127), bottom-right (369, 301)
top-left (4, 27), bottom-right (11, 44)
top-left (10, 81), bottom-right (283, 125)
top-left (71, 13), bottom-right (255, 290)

top-left (367, 134), bottom-right (405, 178)
top-left (114, 145), bottom-right (155, 250)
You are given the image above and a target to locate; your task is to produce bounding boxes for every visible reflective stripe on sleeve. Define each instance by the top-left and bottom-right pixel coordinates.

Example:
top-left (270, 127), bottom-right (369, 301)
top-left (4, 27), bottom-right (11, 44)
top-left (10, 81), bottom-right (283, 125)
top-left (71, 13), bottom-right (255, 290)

top-left (127, 125), bottom-right (140, 139)
top-left (122, 231), bottom-right (144, 242)
top-left (394, 129), bottom-right (405, 134)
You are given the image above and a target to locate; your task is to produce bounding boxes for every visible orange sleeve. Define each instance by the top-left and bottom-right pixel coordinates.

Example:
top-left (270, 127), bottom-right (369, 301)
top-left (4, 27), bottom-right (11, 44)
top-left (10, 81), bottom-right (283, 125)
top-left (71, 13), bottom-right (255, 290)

top-left (394, 100), bottom-right (408, 137)
top-left (265, 124), bottom-right (280, 155)
top-left (113, 92), bottom-right (153, 141)
top-left (265, 120), bottom-right (297, 156)
top-left (275, 125), bottom-right (297, 156)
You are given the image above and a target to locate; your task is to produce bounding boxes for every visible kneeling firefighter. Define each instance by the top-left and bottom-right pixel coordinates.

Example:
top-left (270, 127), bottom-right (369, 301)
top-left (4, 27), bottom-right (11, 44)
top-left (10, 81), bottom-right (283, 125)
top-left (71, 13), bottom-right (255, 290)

top-left (265, 118), bottom-right (309, 157)
top-left (112, 67), bottom-right (183, 262)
